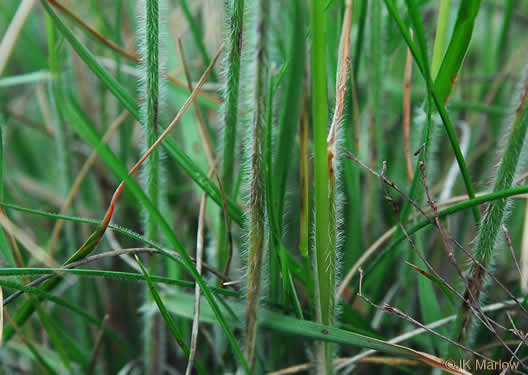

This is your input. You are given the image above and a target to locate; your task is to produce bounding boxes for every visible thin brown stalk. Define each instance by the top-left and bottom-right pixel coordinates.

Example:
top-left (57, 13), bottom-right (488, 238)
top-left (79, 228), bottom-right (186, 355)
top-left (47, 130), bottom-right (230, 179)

top-left (422, 157), bottom-right (528, 329)
top-left (176, 40), bottom-right (234, 284)
top-left (88, 314), bottom-right (109, 375)
top-left (176, 39), bottom-right (216, 167)
top-left (47, 0), bottom-right (221, 105)
top-left (357, 273), bottom-right (494, 368)
top-left (0, 0), bottom-right (35, 75)
top-left (47, 0), bottom-right (139, 61)
top-left (185, 164), bottom-right (217, 375)
top-left (336, 182), bottom-right (528, 303)
top-left (350, 69), bottom-right (360, 153)
top-left (418, 161), bottom-right (526, 362)
top-left (129, 45), bottom-right (222, 179)
top-left (327, 0), bottom-right (353, 148)
top-left (0, 105), bottom-right (53, 136)
top-left (268, 356), bottom-right (421, 375)
top-left (185, 190), bottom-right (207, 375)
top-left (0, 208), bottom-right (25, 269)
top-left (503, 225), bottom-right (522, 278)
top-left (343, 155), bottom-right (528, 345)
top-left (0, 214), bottom-right (57, 268)
top-left (338, 297), bottom-right (524, 371)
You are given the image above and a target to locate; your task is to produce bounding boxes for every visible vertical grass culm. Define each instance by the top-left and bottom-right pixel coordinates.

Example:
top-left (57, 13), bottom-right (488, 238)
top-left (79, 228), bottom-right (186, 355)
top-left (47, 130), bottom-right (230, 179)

top-left (455, 66), bottom-right (528, 344)
top-left (219, 0), bottom-right (245, 275)
top-left (312, 0), bottom-right (351, 372)
top-left (311, 0), bottom-right (330, 368)
top-left (139, 0), bottom-right (166, 373)
top-left (244, 0), bottom-right (268, 370)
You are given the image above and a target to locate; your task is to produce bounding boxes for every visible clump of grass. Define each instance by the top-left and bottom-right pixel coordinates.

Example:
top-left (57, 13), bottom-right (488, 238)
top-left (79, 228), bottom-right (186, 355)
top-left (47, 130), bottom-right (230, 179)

top-left (4, 1), bottom-right (528, 374)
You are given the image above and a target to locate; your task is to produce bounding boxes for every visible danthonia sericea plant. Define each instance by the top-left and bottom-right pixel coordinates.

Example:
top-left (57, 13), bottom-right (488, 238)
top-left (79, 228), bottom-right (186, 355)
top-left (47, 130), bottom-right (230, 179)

top-left (5, 1), bottom-right (528, 374)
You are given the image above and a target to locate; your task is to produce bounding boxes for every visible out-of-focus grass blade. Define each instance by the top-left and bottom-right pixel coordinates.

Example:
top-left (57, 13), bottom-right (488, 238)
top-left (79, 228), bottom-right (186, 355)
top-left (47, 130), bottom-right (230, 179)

top-left (0, 71), bottom-right (50, 87)
top-left (0, 279), bottom-right (103, 326)
top-left (0, 286), bottom-right (3, 346)
top-left (35, 304), bottom-right (72, 370)
top-left (0, 117), bottom-right (16, 268)
top-left (0, 277), bottom-right (161, 354)
top-left (40, 0), bottom-right (138, 118)
top-left (40, 0), bottom-right (242, 225)
top-left (4, 311), bottom-right (61, 375)
top-left (178, 0), bottom-right (216, 81)
top-left (434, 0), bottom-right (482, 103)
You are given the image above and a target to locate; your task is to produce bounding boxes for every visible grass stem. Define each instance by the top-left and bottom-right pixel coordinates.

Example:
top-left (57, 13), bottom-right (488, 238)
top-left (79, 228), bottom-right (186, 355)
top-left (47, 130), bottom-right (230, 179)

top-left (244, 0), bottom-right (268, 369)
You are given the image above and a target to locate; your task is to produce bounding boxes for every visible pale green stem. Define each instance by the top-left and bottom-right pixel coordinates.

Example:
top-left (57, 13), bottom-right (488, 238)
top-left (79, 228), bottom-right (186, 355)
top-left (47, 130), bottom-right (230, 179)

top-left (431, 0), bottom-right (451, 79)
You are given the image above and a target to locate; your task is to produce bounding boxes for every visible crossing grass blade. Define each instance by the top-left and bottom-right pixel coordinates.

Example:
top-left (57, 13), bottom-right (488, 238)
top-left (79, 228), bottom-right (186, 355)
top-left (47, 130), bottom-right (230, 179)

top-left (164, 290), bottom-right (475, 375)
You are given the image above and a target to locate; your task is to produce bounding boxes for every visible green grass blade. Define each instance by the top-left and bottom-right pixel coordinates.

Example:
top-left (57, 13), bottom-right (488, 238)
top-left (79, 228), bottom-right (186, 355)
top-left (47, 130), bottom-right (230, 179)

top-left (178, 0), bottom-right (216, 81)
top-left (434, 0), bottom-right (482, 103)
top-left (0, 71), bottom-right (50, 87)
top-left (274, 0), bottom-right (305, 223)
top-left (0, 115), bottom-right (15, 268)
top-left (431, 0), bottom-right (451, 79)
top-left (164, 289), bottom-right (468, 373)
top-left (217, 0), bottom-right (245, 274)
top-left (311, 0), bottom-right (332, 372)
